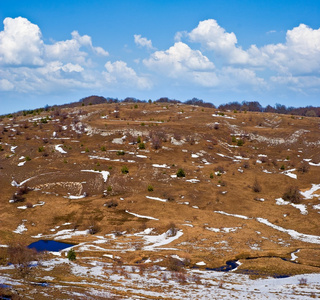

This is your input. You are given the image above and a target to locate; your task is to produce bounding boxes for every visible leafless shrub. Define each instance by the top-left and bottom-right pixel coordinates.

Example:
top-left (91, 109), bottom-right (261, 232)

top-left (172, 271), bottom-right (187, 283)
top-left (218, 279), bottom-right (224, 288)
top-left (167, 222), bottom-right (178, 237)
top-left (133, 242), bottom-right (143, 250)
top-left (214, 123), bottom-right (219, 130)
top-left (11, 186), bottom-right (31, 203)
top-left (151, 136), bottom-right (162, 150)
top-left (138, 264), bottom-right (146, 276)
top-left (186, 135), bottom-right (195, 145)
top-left (7, 242), bottom-right (40, 278)
top-left (104, 199), bottom-right (118, 208)
top-left (297, 163), bottom-right (310, 173)
top-left (214, 166), bottom-right (225, 173)
top-left (25, 202), bottom-right (33, 209)
top-left (282, 186), bottom-right (301, 204)
top-left (243, 162), bottom-right (250, 169)
top-left (252, 178), bottom-right (262, 193)
top-left (11, 193), bottom-right (25, 203)
top-left (298, 277), bottom-right (308, 285)
top-left (162, 192), bottom-right (174, 202)
top-left (190, 274), bottom-right (201, 284)
top-left (87, 219), bottom-right (101, 235)
top-left (173, 132), bottom-right (182, 141)
top-left (17, 186), bottom-right (31, 195)
top-left (260, 156), bottom-right (267, 163)
top-left (165, 257), bottom-right (185, 272)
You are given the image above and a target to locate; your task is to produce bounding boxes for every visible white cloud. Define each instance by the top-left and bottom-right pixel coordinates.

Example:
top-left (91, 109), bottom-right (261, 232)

top-left (0, 17), bottom-right (110, 96)
top-left (134, 34), bottom-right (154, 50)
top-left (0, 17), bottom-right (44, 66)
top-left (0, 79), bottom-right (14, 91)
top-left (188, 19), bottom-right (320, 76)
top-left (143, 42), bottom-right (214, 78)
top-left (45, 30), bottom-right (108, 64)
top-left (189, 19), bottom-right (249, 64)
top-left (103, 61), bottom-right (152, 89)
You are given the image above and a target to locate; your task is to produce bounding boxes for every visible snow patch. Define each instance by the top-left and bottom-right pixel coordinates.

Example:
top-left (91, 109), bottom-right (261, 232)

top-left (55, 144), bottom-right (67, 154)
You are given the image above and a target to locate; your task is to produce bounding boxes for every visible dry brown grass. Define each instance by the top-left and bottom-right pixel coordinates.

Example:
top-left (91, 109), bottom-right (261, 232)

top-left (0, 101), bottom-right (319, 294)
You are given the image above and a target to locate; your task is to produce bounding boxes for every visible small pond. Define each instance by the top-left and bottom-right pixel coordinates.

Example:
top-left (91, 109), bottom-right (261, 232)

top-left (28, 240), bottom-right (74, 252)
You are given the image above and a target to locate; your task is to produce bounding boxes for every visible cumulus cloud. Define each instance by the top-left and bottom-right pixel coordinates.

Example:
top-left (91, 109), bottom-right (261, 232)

top-left (143, 42), bottom-right (214, 78)
top-left (0, 17), bottom-right (111, 95)
top-left (45, 30), bottom-right (108, 64)
top-left (189, 19), bottom-right (249, 64)
top-left (0, 17), bottom-right (44, 66)
top-left (134, 34), bottom-right (154, 50)
top-left (103, 61), bottom-right (152, 89)
top-left (188, 19), bottom-right (320, 76)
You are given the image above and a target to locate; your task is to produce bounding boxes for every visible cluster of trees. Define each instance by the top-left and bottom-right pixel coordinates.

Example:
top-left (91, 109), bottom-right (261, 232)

top-left (76, 96), bottom-right (320, 116)
top-left (217, 101), bottom-right (320, 117)
top-left (2, 96), bottom-right (320, 118)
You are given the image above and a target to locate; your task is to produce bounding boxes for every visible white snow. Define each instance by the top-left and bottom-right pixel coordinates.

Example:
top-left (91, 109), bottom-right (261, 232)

top-left (313, 204), bottom-right (320, 210)
top-left (191, 154), bottom-right (199, 158)
top-left (212, 113), bottom-right (235, 119)
top-left (300, 184), bottom-right (320, 199)
top-left (136, 155), bottom-right (147, 158)
top-left (139, 230), bottom-right (183, 251)
top-left (263, 169), bottom-right (272, 174)
top-left (256, 217), bottom-right (320, 244)
top-left (112, 136), bottom-right (126, 144)
top-left (291, 203), bottom-right (308, 215)
top-left (81, 170), bottom-right (110, 182)
top-left (17, 161), bottom-right (26, 167)
top-left (146, 196), bottom-right (167, 202)
top-left (32, 229), bottom-right (89, 240)
top-left (196, 261), bottom-right (206, 266)
top-left (66, 194), bottom-right (87, 199)
top-left (152, 164), bottom-right (170, 168)
top-left (206, 227), bottom-right (239, 233)
top-left (282, 168), bottom-right (297, 179)
top-left (171, 137), bottom-right (185, 146)
top-left (13, 221), bottom-right (27, 234)
top-left (214, 211), bottom-right (251, 220)
top-left (125, 210), bottom-right (159, 220)
top-left (186, 179), bottom-right (200, 183)
top-left (276, 198), bottom-right (308, 215)
top-left (11, 146), bottom-right (17, 153)
top-left (291, 249), bottom-right (300, 261)
top-left (55, 144), bottom-right (67, 154)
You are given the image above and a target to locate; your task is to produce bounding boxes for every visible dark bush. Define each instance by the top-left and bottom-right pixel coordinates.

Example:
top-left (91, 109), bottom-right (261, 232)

top-left (139, 142), bottom-right (145, 149)
top-left (282, 186), bottom-right (301, 204)
top-left (121, 166), bottom-right (129, 174)
top-left (176, 168), bottom-right (186, 177)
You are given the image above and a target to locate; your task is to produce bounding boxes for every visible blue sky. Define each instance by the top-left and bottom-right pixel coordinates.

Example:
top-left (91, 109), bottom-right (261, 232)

top-left (0, 0), bottom-right (320, 114)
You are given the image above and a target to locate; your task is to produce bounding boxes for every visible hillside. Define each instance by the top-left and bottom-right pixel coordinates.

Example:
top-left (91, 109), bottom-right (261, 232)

top-left (0, 101), bottom-right (320, 299)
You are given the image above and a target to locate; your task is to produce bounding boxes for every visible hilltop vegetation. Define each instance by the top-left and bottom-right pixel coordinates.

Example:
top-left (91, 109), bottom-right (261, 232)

top-left (2, 95), bottom-right (320, 119)
top-left (0, 99), bottom-right (320, 298)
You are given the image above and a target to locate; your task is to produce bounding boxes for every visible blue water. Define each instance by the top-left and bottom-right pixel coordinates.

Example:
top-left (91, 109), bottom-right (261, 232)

top-left (28, 240), bottom-right (74, 252)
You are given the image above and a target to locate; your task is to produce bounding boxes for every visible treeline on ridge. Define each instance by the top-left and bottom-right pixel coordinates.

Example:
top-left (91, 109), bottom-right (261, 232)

top-left (2, 95), bottom-right (320, 118)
